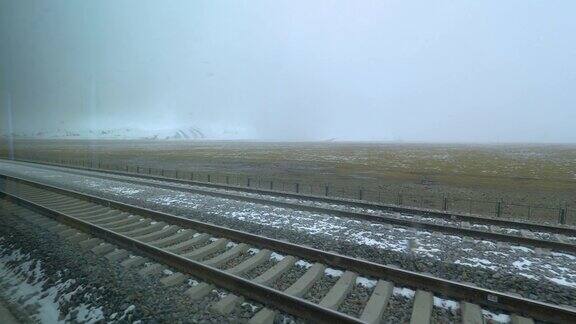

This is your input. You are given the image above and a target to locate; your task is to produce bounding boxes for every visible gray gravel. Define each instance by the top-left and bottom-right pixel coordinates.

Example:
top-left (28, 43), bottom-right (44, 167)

top-left (244, 259), bottom-right (277, 280)
top-left (431, 304), bottom-right (460, 324)
top-left (270, 265), bottom-right (308, 292)
top-left (219, 251), bottom-right (253, 270)
top-left (1, 161), bottom-right (575, 309)
top-left (304, 274), bottom-right (339, 304)
top-left (381, 295), bottom-right (412, 323)
top-left (338, 283), bottom-right (374, 317)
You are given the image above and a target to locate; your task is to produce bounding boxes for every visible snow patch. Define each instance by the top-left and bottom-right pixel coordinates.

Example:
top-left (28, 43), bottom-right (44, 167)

top-left (324, 268), bottom-right (344, 277)
top-left (356, 277), bottom-right (377, 288)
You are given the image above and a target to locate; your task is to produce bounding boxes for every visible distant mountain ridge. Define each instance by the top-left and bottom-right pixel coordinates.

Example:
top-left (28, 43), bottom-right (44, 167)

top-left (0, 127), bottom-right (208, 140)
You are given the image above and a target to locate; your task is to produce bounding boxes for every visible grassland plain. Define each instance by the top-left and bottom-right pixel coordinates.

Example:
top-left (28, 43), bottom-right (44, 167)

top-left (1, 139), bottom-right (575, 223)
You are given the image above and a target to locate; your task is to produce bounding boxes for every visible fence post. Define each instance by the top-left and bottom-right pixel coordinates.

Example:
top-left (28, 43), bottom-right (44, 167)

top-left (295, 183), bottom-right (299, 193)
top-left (207, 174), bottom-right (211, 183)
top-left (559, 204), bottom-right (567, 225)
top-left (359, 189), bottom-right (363, 200)
top-left (325, 185), bottom-right (329, 197)
top-left (270, 181), bottom-right (273, 190)
top-left (496, 199), bottom-right (503, 218)
top-left (442, 196), bottom-right (448, 211)
top-left (247, 178), bottom-right (251, 187)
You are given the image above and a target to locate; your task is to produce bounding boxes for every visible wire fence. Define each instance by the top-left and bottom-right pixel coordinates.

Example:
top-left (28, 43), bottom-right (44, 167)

top-left (17, 155), bottom-right (576, 225)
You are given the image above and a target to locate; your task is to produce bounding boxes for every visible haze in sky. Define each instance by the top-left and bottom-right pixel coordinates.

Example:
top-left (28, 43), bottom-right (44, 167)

top-left (1, 0), bottom-right (575, 142)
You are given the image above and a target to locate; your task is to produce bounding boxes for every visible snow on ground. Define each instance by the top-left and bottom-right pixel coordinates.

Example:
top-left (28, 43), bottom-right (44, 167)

top-left (454, 258), bottom-right (497, 271)
top-left (482, 309), bottom-right (511, 323)
top-left (356, 277), bottom-right (377, 288)
top-left (324, 268), bottom-right (344, 277)
top-left (393, 287), bottom-right (415, 299)
top-left (433, 296), bottom-right (459, 312)
top-left (270, 252), bottom-right (285, 261)
top-left (0, 244), bottom-right (104, 323)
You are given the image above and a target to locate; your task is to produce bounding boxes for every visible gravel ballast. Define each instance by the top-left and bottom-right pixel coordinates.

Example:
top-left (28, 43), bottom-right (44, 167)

top-left (1, 161), bottom-right (575, 309)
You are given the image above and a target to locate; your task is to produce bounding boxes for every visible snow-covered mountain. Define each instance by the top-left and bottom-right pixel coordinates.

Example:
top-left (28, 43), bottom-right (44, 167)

top-left (2, 127), bottom-right (208, 140)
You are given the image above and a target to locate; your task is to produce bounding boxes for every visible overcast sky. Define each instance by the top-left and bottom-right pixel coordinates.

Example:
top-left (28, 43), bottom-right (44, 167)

top-left (1, 0), bottom-right (575, 142)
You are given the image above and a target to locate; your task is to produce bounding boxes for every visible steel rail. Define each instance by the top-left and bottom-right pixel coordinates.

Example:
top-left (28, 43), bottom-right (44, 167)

top-left (1, 173), bottom-right (574, 323)
top-left (2, 159), bottom-right (576, 254)
top-left (0, 186), bottom-right (363, 324)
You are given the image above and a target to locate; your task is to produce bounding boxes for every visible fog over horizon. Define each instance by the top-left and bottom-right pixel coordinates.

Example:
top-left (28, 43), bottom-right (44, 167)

top-left (1, 1), bottom-right (575, 143)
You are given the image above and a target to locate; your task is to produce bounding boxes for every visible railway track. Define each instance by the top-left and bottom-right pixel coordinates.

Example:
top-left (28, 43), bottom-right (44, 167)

top-left (1, 174), bottom-right (574, 323)
top-left (4, 159), bottom-right (576, 254)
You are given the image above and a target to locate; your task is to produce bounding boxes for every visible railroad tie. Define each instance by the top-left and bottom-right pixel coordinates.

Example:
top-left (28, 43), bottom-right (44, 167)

top-left (67, 233), bottom-right (90, 244)
top-left (160, 272), bottom-right (188, 287)
top-left (91, 243), bottom-right (115, 256)
top-left (112, 219), bottom-right (153, 233)
top-left (166, 233), bottom-right (210, 253)
top-left (248, 308), bottom-right (276, 324)
top-left (122, 222), bottom-right (167, 237)
top-left (79, 237), bottom-right (103, 250)
top-left (203, 243), bottom-right (250, 268)
top-left (75, 208), bottom-right (118, 219)
top-left (212, 294), bottom-right (244, 315)
top-left (359, 280), bottom-right (394, 324)
top-left (319, 271), bottom-right (358, 310)
top-left (46, 201), bottom-right (89, 211)
top-left (121, 256), bottom-right (147, 269)
top-left (284, 263), bottom-right (326, 297)
top-left (90, 214), bottom-right (125, 226)
top-left (105, 249), bottom-right (130, 262)
top-left (185, 282), bottom-right (215, 300)
top-left (226, 249), bottom-right (272, 276)
top-left (149, 230), bottom-right (196, 248)
top-left (248, 262), bottom-right (326, 324)
top-left (65, 204), bottom-right (105, 214)
top-left (252, 256), bottom-right (297, 286)
top-left (46, 223), bottom-right (67, 232)
top-left (138, 263), bottom-right (165, 277)
top-left (181, 238), bottom-right (228, 260)
top-left (510, 314), bottom-right (534, 324)
top-left (410, 290), bottom-right (433, 324)
top-left (134, 225), bottom-right (180, 243)
top-left (460, 302), bottom-right (484, 324)
top-left (83, 209), bottom-right (122, 219)
top-left (57, 228), bottom-right (80, 238)
top-left (101, 215), bottom-right (140, 229)
top-left (56, 204), bottom-right (102, 214)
